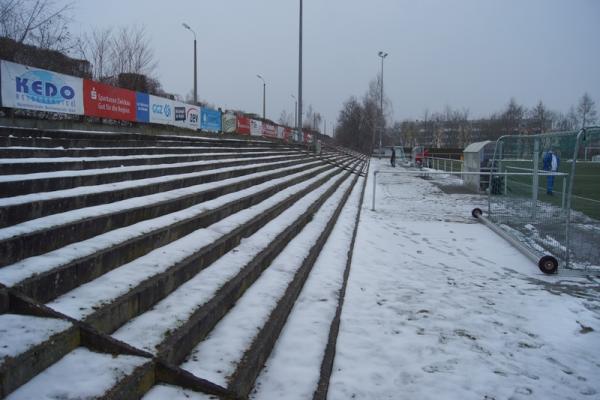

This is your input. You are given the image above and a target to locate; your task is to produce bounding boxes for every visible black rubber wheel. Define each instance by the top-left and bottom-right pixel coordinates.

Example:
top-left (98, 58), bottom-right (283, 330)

top-left (472, 208), bottom-right (483, 218)
top-left (538, 255), bottom-right (559, 274)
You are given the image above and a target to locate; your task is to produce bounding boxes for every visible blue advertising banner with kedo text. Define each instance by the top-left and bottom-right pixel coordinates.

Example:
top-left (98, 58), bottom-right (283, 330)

top-left (0, 59), bottom-right (84, 114)
top-left (200, 108), bottom-right (222, 132)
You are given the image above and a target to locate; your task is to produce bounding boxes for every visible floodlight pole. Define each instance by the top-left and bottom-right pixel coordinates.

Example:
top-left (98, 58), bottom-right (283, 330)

top-left (297, 0), bottom-right (303, 140)
top-left (257, 74), bottom-right (266, 119)
top-left (182, 23), bottom-right (197, 104)
top-left (378, 51), bottom-right (388, 159)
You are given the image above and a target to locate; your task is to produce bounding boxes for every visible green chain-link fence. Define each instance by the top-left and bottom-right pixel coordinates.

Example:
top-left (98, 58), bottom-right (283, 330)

top-left (487, 127), bottom-right (600, 270)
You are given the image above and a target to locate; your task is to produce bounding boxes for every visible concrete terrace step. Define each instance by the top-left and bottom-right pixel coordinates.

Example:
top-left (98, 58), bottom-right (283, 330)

top-left (0, 158), bottom-right (347, 267)
top-left (0, 145), bottom-right (289, 159)
top-left (176, 169), bottom-right (360, 398)
top-left (0, 132), bottom-right (284, 151)
top-left (3, 161), bottom-right (349, 303)
top-left (108, 164), bottom-right (359, 361)
top-left (0, 152), bottom-right (308, 197)
top-left (0, 126), bottom-right (369, 399)
top-left (0, 126), bottom-right (281, 148)
top-left (0, 149), bottom-right (301, 175)
top-left (0, 155), bottom-right (340, 228)
top-left (252, 175), bottom-right (367, 400)
top-left (44, 160), bottom-right (360, 335)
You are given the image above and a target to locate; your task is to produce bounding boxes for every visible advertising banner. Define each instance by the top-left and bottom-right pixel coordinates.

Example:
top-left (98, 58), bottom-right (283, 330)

top-left (0, 59), bottom-right (83, 114)
top-left (83, 80), bottom-right (136, 121)
top-left (170, 100), bottom-right (198, 130)
top-left (236, 116), bottom-right (251, 135)
top-left (262, 122), bottom-right (277, 138)
top-left (148, 95), bottom-right (174, 126)
top-left (200, 107), bottom-right (222, 132)
top-left (222, 112), bottom-right (237, 133)
top-left (282, 127), bottom-right (293, 141)
top-left (136, 92), bottom-right (149, 123)
top-left (303, 131), bottom-right (313, 144)
top-left (250, 119), bottom-right (262, 137)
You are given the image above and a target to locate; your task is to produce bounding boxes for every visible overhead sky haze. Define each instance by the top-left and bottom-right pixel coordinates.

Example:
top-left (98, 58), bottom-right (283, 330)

top-left (69, 0), bottom-right (600, 132)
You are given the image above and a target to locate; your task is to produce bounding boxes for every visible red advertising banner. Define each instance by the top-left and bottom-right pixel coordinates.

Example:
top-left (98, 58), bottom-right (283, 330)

top-left (83, 80), bottom-right (136, 121)
top-left (262, 122), bottom-right (277, 138)
top-left (236, 116), bottom-right (251, 135)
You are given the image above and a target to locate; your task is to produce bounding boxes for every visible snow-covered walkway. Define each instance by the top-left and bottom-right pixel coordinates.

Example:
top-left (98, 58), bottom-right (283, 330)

top-left (328, 158), bottom-right (600, 400)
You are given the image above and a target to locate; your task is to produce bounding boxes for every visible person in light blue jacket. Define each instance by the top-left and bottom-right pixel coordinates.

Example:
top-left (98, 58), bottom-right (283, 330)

top-left (542, 149), bottom-right (560, 195)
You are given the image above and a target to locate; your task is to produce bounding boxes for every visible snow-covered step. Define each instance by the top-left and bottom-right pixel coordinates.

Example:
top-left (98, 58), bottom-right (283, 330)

top-left (178, 171), bottom-right (360, 398)
top-left (0, 148), bottom-right (292, 175)
top-left (0, 314), bottom-right (75, 397)
top-left (44, 163), bottom-right (354, 334)
top-left (0, 158), bottom-right (341, 267)
top-left (0, 152), bottom-right (305, 197)
top-left (0, 144), bottom-right (280, 159)
top-left (0, 155), bottom-right (334, 228)
top-left (143, 384), bottom-right (218, 400)
top-left (5, 347), bottom-right (151, 400)
top-left (110, 165), bottom-right (359, 360)
top-left (251, 177), bottom-right (365, 400)
top-left (1, 162), bottom-right (344, 303)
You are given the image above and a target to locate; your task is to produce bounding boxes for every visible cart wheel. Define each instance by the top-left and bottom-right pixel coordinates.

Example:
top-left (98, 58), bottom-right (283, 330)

top-left (538, 255), bottom-right (558, 274)
top-left (472, 208), bottom-right (483, 218)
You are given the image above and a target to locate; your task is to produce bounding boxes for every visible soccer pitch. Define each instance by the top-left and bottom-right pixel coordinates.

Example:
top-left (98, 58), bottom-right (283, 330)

top-left (501, 160), bottom-right (600, 220)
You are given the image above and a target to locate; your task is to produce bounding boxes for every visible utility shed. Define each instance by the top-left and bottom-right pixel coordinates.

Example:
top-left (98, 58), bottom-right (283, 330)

top-left (463, 140), bottom-right (495, 192)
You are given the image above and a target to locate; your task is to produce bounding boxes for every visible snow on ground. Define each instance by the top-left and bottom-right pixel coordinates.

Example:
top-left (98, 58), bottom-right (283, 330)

top-left (250, 177), bottom-right (364, 400)
top-left (6, 347), bottom-right (149, 400)
top-left (143, 384), bottom-right (218, 400)
top-left (0, 314), bottom-right (72, 360)
top-left (328, 158), bottom-right (600, 400)
top-left (179, 173), bottom-right (354, 386)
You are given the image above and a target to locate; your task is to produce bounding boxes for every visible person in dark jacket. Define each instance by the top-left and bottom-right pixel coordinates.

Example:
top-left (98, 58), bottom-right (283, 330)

top-left (390, 147), bottom-right (396, 167)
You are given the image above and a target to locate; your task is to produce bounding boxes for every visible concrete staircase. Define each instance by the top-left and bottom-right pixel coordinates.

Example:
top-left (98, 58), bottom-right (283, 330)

top-left (0, 127), bottom-right (368, 399)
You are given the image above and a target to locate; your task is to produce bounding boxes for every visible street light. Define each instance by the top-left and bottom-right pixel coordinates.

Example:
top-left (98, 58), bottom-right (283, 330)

top-left (256, 74), bottom-right (266, 119)
top-left (377, 51), bottom-right (388, 159)
top-left (298, 0), bottom-right (303, 139)
top-left (182, 22), bottom-right (197, 104)
top-left (291, 94), bottom-right (297, 128)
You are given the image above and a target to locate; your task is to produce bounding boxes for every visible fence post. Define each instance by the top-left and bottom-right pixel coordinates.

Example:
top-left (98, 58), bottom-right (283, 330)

top-left (561, 176), bottom-right (566, 209)
top-left (532, 138), bottom-right (540, 219)
top-left (565, 129), bottom-right (585, 268)
top-left (371, 170), bottom-right (378, 211)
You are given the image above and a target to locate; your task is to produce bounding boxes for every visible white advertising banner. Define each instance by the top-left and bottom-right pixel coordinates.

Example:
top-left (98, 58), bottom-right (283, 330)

top-left (172, 100), bottom-right (199, 130)
top-left (250, 119), bottom-right (262, 137)
top-left (222, 112), bottom-right (237, 133)
top-left (148, 95), bottom-right (174, 125)
top-left (0, 59), bottom-right (84, 114)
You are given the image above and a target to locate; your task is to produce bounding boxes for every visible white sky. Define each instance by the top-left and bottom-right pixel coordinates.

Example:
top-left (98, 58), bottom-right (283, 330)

top-left (69, 0), bottom-right (600, 132)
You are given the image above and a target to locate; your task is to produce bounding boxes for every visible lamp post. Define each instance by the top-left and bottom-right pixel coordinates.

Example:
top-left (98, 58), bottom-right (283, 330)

top-left (297, 0), bottom-right (303, 140)
top-left (182, 23), bottom-right (197, 104)
top-left (377, 51), bottom-right (388, 159)
top-left (256, 74), bottom-right (266, 119)
top-left (291, 94), bottom-right (297, 128)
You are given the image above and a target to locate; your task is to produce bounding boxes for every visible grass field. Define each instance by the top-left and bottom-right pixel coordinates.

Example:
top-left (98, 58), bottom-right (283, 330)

top-left (500, 160), bottom-right (600, 220)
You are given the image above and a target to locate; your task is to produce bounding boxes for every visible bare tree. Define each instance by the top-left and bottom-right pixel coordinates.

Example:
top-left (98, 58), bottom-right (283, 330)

top-left (76, 26), bottom-right (112, 80)
top-left (109, 25), bottom-right (157, 77)
top-left (529, 100), bottom-right (552, 133)
top-left (577, 93), bottom-right (597, 128)
top-left (278, 110), bottom-right (294, 127)
top-left (0, 0), bottom-right (74, 51)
